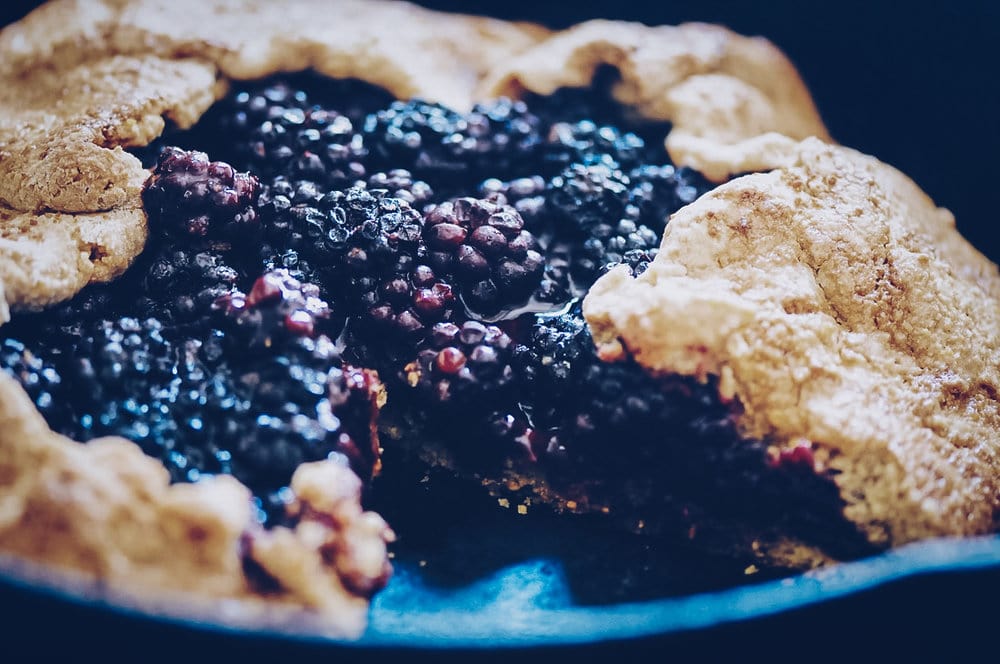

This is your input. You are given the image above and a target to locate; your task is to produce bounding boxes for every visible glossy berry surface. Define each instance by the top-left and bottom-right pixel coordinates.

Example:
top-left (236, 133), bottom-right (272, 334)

top-left (423, 197), bottom-right (545, 314)
top-left (402, 320), bottom-right (516, 409)
top-left (364, 98), bottom-right (542, 186)
top-left (143, 147), bottom-right (260, 241)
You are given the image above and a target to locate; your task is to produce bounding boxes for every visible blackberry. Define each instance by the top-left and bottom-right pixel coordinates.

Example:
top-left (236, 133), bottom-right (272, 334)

top-left (363, 98), bottom-right (542, 184)
top-left (90, 333), bottom-right (239, 478)
top-left (1, 284), bottom-right (120, 353)
top-left (402, 320), bottom-right (516, 409)
top-left (365, 169), bottom-right (434, 208)
top-left (143, 147), bottom-right (260, 241)
top-left (67, 317), bottom-right (176, 408)
top-left (213, 270), bottom-right (341, 350)
top-left (547, 161), bottom-right (632, 236)
top-left (259, 186), bottom-right (424, 296)
top-left (544, 120), bottom-right (647, 172)
top-left (571, 217), bottom-right (660, 286)
top-left (627, 164), bottom-right (714, 233)
top-left (514, 302), bottom-right (591, 407)
top-left (516, 304), bottom-right (733, 474)
top-left (353, 262), bottom-right (457, 354)
top-left (214, 81), bottom-right (368, 186)
top-left (0, 338), bottom-right (69, 428)
top-left (259, 245), bottom-right (320, 291)
top-left (423, 197), bottom-right (545, 314)
top-left (133, 242), bottom-right (244, 326)
top-left (479, 176), bottom-right (547, 228)
top-left (599, 248), bottom-right (657, 279)
top-left (534, 250), bottom-right (575, 304)
top-left (226, 334), bottom-right (375, 489)
top-left (58, 318), bottom-right (383, 524)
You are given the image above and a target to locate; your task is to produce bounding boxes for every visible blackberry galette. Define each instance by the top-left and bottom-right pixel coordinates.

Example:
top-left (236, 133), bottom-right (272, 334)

top-left (0, 0), bottom-right (997, 638)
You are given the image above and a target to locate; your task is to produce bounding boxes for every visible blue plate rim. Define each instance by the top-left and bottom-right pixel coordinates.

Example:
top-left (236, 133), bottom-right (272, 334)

top-left (1, 534), bottom-right (999, 649)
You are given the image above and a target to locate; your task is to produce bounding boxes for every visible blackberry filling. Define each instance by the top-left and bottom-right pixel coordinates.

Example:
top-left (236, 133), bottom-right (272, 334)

top-left (363, 97), bottom-right (543, 188)
top-left (0, 74), bottom-right (863, 564)
top-left (423, 196), bottom-right (545, 315)
top-left (143, 146), bottom-right (261, 242)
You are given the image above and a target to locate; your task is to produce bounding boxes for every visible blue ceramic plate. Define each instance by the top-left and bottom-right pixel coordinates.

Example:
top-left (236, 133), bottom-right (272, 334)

top-left (2, 525), bottom-right (999, 652)
top-left (365, 534), bottom-right (1000, 648)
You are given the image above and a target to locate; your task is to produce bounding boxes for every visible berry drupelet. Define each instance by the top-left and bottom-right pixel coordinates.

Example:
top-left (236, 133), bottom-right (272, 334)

top-left (363, 98), bottom-right (542, 185)
top-left (143, 147), bottom-right (260, 241)
top-left (543, 120), bottom-right (647, 173)
top-left (403, 320), bottom-right (517, 410)
top-left (423, 197), bottom-right (545, 315)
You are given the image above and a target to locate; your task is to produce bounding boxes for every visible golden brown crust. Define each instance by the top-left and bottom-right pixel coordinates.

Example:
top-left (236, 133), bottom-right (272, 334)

top-left (585, 137), bottom-right (1000, 550)
top-left (0, 372), bottom-right (393, 638)
top-left (0, 55), bottom-right (222, 214)
top-left (0, 205), bottom-right (147, 310)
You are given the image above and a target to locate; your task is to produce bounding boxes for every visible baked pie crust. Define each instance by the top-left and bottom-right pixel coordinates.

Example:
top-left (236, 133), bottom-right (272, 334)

top-left (0, 0), bottom-right (994, 637)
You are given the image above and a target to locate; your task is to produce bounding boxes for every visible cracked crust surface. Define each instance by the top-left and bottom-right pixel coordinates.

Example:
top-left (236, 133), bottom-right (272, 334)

top-left (0, 205), bottom-right (147, 310)
top-left (0, 0), bottom-right (825, 310)
top-left (0, 0), bottom-right (834, 633)
top-left (585, 137), bottom-right (1000, 552)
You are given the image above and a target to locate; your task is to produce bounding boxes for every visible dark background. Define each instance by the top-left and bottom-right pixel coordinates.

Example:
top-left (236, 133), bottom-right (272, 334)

top-left (1, 0), bottom-right (997, 261)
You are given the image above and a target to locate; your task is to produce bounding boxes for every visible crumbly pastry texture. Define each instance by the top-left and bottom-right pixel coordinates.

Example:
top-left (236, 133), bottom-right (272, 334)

top-left (0, 372), bottom-right (393, 637)
top-left (0, 0), bottom-right (931, 635)
top-left (0, 0), bottom-right (826, 309)
top-left (586, 137), bottom-right (1000, 555)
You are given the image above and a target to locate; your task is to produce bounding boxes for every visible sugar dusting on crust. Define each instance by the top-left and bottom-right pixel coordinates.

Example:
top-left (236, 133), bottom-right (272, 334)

top-left (585, 137), bottom-right (1000, 549)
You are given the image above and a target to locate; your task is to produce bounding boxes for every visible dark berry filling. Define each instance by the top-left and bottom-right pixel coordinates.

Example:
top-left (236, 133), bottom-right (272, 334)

top-left (423, 196), bottom-right (544, 314)
top-left (0, 73), bottom-right (859, 558)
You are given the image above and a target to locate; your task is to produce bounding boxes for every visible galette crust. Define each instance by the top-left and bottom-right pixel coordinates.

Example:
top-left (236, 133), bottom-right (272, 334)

top-left (0, 0), bottom-right (827, 310)
top-left (0, 372), bottom-right (394, 637)
top-left (0, 205), bottom-right (147, 310)
top-left (585, 137), bottom-right (1000, 549)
